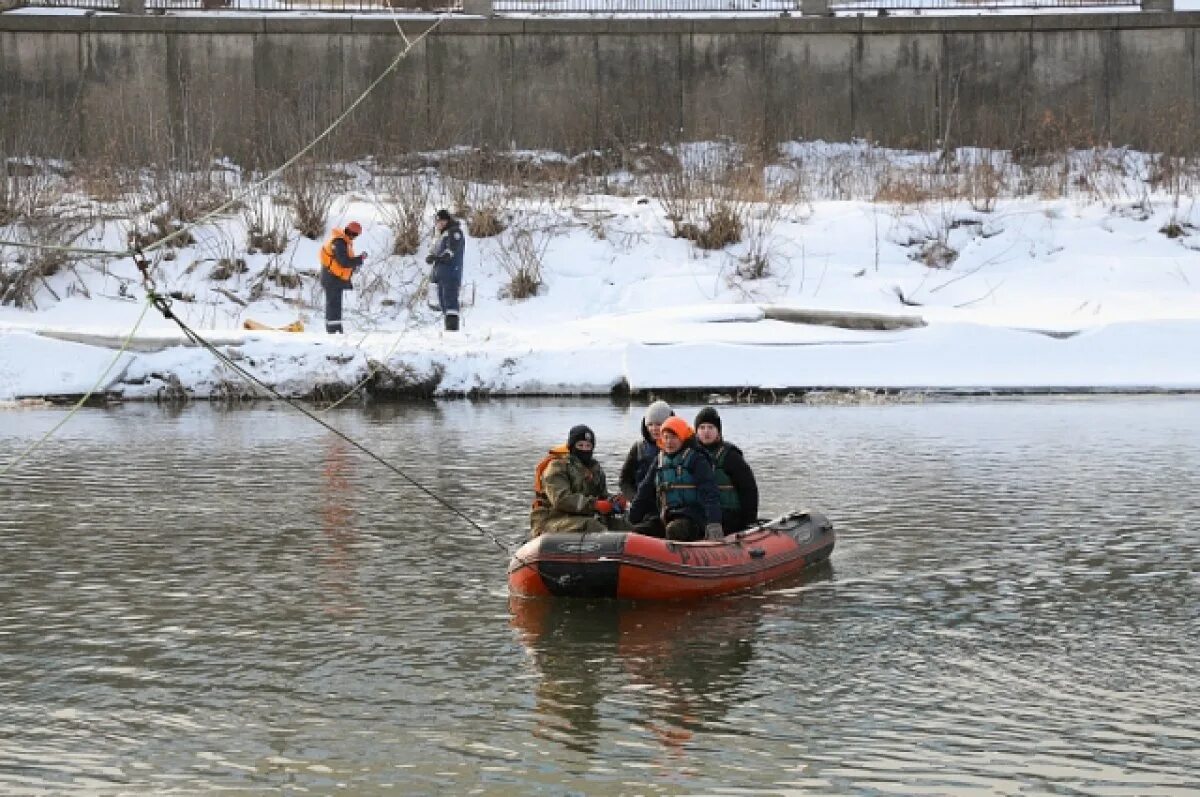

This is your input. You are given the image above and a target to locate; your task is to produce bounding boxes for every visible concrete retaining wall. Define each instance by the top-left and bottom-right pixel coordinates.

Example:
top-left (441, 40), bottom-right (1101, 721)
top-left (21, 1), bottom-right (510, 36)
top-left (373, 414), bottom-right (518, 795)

top-left (2, 13), bottom-right (1199, 161)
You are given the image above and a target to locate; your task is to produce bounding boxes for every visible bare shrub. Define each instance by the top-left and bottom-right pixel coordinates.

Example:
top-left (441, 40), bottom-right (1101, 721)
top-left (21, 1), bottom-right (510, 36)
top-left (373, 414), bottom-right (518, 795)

top-left (916, 239), bottom-right (958, 269)
top-left (695, 204), bottom-right (743, 250)
top-left (247, 261), bottom-right (304, 303)
top-left (285, 163), bottom-right (339, 240)
top-left (210, 256), bottom-right (248, 281)
top-left (374, 170), bottom-right (435, 256)
top-left (201, 233), bottom-right (249, 282)
top-left (496, 223), bottom-right (548, 300)
top-left (149, 166), bottom-right (235, 227)
top-left (736, 171), bottom-right (798, 281)
top-left (73, 162), bottom-right (136, 204)
top-left (129, 212), bottom-right (196, 250)
top-left (241, 190), bottom-right (290, 254)
top-left (648, 147), bottom-right (753, 250)
top-left (467, 206), bottom-right (507, 238)
top-left (124, 166), bottom-right (236, 250)
top-left (961, 159), bottom-right (1004, 213)
top-left (874, 171), bottom-right (933, 205)
top-left (0, 221), bottom-right (89, 308)
top-left (434, 150), bottom-right (529, 239)
top-left (1, 158), bottom-right (66, 224)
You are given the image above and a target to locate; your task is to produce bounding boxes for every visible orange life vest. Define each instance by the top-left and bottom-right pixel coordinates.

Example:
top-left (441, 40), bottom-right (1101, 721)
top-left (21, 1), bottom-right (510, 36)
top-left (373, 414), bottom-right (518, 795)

top-left (532, 444), bottom-right (570, 509)
top-left (320, 229), bottom-right (357, 281)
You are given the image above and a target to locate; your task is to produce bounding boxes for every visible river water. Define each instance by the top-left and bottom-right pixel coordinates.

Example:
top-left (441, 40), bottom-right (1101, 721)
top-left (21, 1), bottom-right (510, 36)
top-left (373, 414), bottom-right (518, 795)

top-left (1, 398), bottom-right (1198, 795)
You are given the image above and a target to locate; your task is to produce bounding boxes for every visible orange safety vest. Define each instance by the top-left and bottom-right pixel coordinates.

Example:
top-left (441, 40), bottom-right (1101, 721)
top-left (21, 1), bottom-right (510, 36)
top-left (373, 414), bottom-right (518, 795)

top-left (531, 444), bottom-right (571, 510)
top-left (320, 229), bottom-right (357, 281)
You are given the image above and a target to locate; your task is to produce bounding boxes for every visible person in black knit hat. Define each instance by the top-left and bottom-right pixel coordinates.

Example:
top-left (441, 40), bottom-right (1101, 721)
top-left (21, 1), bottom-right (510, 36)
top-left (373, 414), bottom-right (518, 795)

top-left (693, 406), bottom-right (760, 533)
top-left (529, 424), bottom-right (630, 538)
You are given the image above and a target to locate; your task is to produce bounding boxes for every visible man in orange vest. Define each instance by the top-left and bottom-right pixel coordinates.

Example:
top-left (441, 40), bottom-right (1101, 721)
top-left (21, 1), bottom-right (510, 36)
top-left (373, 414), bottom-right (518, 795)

top-left (319, 221), bottom-right (367, 334)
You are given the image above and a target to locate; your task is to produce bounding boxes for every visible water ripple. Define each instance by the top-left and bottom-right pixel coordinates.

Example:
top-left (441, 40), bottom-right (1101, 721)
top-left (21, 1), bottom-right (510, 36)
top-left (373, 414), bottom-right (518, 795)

top-left (1, 398), bottom-right (1198, 794)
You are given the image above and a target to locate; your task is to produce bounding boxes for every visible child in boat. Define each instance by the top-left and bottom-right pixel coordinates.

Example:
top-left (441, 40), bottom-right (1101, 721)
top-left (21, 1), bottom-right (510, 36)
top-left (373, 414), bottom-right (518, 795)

top-left (628, 417), bottom-right (724, 542)
top-left (530, 425), bottom-right (630, 538)
top-left (619, 400), bottom-right (674, 500)
top-left (694, 406), bottom-right (760, 534)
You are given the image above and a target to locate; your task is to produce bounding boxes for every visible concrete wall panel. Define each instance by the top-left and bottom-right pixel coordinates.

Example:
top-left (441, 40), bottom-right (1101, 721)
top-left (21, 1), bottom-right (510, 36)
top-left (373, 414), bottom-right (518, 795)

top-left (596, 34), bottom-right (682, 146)
top-left (682, 33), bottom-right (767, 145)
top-left (941, 31), bottom-right (1029, 149)
top-left (766, 33), bottom-right (855, 145)
top-left (252, 33), bottom-right (345, 164)
top-left (169, 34), bottom-right (258, 163)
top-left (852, 33), bottom-right (941, 148)
top-left (341, 33), bottom-right (429, 157)
top-left (508, 34), bottom-right (600, 151)
top-left (1106, 28), bottom-right (1193, 150)
top-left (425, 34), bottom-right (512, 149)
top-left (2, 16), bottom-right (1199, 162)
top-left (1027, 30), bottom-right (1108, 148)
top-left (0, 32), bottom-right (82, 156)
top-left (80, 33), bottom-right (172, 161)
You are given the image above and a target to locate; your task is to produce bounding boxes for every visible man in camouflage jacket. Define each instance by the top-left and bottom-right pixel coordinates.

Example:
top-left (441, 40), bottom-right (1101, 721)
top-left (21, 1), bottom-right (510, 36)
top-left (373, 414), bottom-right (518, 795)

top-left (530, 425), bottom-right (631, 537)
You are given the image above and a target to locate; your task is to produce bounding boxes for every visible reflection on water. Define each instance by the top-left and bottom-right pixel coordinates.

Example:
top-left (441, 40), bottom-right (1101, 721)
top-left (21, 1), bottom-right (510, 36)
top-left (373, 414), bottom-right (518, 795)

top-left (317, 436), bottom-right (361, 618)
top-left (1, 398), bottom-right (1198, 794)
top-left (512, 562), bottom-right (834, 762)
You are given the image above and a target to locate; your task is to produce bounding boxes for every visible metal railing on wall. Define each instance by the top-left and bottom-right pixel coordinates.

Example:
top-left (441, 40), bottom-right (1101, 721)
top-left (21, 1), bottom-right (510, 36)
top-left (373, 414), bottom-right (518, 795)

top-left (15, 0), bottom-right (1144, 14)
top-left (18, 0), bottom-right (464, 11)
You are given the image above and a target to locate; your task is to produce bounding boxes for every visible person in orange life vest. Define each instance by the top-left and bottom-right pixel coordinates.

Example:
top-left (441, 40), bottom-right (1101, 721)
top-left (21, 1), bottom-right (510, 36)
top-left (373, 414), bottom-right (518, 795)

top-left (319, 221), bottom-right (367, 334)
top-left (529, 424), bottom-right (631, 538)
top-left (694, 406), bottom-right (759, 533)
top-left (628, 417), bottom-right (723, 542)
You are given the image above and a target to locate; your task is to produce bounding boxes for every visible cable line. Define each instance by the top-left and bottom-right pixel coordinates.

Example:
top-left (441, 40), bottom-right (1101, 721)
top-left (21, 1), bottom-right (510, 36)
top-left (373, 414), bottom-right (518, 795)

top-left (138, 271), bottom-right (515, 556)
top-left (1, 12), bottom-right (445, 466)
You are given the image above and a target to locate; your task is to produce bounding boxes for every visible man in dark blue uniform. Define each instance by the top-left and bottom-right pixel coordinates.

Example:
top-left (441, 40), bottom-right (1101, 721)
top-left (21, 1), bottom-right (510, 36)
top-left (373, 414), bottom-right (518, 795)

top-left (425, 209), bottom-right (466, 331)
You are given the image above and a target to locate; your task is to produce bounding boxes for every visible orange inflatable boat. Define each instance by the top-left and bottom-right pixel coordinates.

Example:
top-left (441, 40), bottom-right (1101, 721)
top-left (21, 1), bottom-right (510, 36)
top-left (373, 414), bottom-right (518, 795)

top-left (508, 510), bottom-right (834, 600)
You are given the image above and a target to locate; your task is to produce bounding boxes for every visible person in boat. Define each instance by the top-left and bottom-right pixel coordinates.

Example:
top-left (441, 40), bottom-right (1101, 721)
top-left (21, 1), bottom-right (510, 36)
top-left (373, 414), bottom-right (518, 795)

top-left (694, 406), bottom-right (760, 534)
top-left (530, 424), bottom-right (631, 538)
top-left (619, 399), bottom-right (674, 500)
top-left (628, 417), bottom-right (724, 542)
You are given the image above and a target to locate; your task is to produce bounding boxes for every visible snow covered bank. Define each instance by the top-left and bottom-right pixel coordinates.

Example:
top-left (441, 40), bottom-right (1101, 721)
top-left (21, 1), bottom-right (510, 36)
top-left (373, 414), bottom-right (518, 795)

top-left (2, 142), bottom-right (1199, 402)
top-left (4, 308), bottom-right (1197, 402)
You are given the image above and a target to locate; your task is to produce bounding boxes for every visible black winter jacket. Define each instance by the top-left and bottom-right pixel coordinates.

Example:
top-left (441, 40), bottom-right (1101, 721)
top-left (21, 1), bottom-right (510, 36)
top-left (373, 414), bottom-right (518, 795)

top-left (619, 420), bottom-right (660, 500)
top-left (701, 440), bottom-right (760, 532)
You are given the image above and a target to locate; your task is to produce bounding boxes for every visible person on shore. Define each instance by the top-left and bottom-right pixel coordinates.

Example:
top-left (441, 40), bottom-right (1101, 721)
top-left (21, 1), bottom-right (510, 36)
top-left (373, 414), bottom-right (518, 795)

top-left (530, 425), bottom-right (630, 538)
top-left (619, 400), bottom-right (674, 500)
top-left (425, 209), bottom-right (465, 331)
top-left (628, 417), bottom-right (723, 542)
top-left (694, 406), bottom-right (759, 534)
top-left (319, 221), bottom-right (367, 334)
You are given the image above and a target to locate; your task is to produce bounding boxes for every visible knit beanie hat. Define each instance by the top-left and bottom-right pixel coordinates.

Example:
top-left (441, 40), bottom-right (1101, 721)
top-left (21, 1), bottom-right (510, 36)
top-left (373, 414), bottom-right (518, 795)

top-left (567, 424), bottom-right (595, 450)
top-left (659, 416), bottom-right (693, 442)
top-left (694, 406), bottom-right (722, 435)
top-left (644, 400), bottom-right (674, 427)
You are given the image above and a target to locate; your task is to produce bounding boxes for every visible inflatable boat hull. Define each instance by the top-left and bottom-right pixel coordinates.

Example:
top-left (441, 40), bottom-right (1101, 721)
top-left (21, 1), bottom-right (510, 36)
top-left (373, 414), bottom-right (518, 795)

top-left (508, 510), bottom-right (834, 601)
